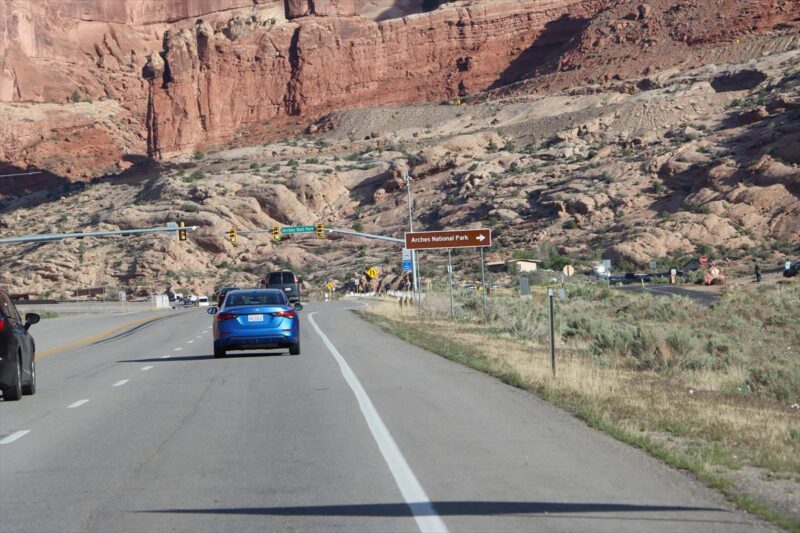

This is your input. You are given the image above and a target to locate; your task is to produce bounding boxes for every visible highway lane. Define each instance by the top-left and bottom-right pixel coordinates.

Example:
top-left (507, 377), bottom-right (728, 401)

top-left (0, 303), bottom-right (772, 532)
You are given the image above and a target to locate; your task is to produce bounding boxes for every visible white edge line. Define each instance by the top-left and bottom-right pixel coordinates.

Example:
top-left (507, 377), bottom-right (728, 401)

top-left (67, 399), bottom-right (90, 409)
top-left (112, 379), bottom-right (129, 387)
top-left (0, 430), bottom-right (31, 445)
top-left (141, 366), bottom-right (154, 371)
top-left (308, 311), bottom-right (448, 533)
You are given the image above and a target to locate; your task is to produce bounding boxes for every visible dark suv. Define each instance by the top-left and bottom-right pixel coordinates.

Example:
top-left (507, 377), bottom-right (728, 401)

top-left (263, 271), bottom-right (301, 303)
top-left (217, 286), bottom-right (241, 306)
top-left (0, 288), bottom-right (39, 401)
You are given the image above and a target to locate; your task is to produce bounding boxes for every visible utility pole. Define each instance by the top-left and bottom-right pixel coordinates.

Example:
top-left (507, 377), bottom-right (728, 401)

top-left (404, 169), bottom-right (421, 307)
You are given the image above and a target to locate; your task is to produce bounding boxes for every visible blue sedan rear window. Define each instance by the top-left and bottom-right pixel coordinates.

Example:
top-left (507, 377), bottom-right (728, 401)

top-left (227, 292), bottom-right (287, 306)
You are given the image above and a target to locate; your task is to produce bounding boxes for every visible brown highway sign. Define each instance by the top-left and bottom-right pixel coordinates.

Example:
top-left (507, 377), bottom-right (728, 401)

top-left (405, 229), bottom-right (492, 250)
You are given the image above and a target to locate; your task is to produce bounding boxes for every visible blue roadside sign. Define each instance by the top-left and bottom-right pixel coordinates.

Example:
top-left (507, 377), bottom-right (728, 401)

top-left (402, 248), bottom-right (413, 272)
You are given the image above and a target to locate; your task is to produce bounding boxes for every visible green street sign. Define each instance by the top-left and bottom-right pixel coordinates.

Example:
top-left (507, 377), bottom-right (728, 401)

top-left (281, 225), bottom-right (315, 235)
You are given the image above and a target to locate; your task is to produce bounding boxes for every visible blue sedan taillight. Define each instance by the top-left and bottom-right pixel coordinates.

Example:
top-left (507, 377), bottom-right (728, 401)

top-left (271, 311), bottom-right (295, 318)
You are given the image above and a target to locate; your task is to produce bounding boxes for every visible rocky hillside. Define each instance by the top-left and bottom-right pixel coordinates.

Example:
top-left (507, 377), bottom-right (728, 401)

top-left (1, 40), bottom-right (797, 297)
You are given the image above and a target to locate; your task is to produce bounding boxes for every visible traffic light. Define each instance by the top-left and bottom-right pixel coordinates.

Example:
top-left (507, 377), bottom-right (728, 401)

top-left (272, 226), bottom-right (281, 241)
top-left (315, 222), bottom-right (325, 239)
top-left (228, 225), bottom-right (238, 245)
top-left (178, 218), bottom-right (187, 242)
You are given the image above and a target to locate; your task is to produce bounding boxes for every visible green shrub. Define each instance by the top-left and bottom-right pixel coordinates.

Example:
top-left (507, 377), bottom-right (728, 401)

top-left (665, 328), bottom-right (699, 364)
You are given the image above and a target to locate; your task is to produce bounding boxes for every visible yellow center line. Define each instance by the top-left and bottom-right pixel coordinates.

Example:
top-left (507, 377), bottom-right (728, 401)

top-left (37, 312), bottom-right (173, 358)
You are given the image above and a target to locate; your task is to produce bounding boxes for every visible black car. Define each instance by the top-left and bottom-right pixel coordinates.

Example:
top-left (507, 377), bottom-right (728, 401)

top-left (0, 289), bottom-right (39, 401)
top-left (263, 271), bottom-right (301, 303)
top-left (217, 286), bottom-right (241, 306)
top-left (784, 261), bottom-right (799, 278)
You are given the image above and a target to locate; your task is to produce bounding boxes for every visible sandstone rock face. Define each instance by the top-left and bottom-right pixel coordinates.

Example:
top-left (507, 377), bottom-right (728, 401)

top-left (0, 0), bottom-right (284, 180)
top-left (286, 0), bottom-right (357, 18)
top-left (145, 0), bottom-right (607, 158)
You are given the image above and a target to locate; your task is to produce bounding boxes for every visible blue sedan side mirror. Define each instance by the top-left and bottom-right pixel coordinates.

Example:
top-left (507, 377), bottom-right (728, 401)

top-left (293, 303), bottom-right (304, 312)
top-left (207, 307), bottom-right (218, 315)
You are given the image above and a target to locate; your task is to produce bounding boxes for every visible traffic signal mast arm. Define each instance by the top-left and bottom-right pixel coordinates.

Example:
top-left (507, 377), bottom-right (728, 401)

top-left (0, 224), bottom-right (200, 245)
top-left (326, 227), bottom-right (403, 244)
top-left (230, 226), bottom-right (403, 244)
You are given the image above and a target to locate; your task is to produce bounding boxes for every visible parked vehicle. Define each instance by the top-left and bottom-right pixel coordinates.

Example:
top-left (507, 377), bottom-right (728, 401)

top-left (216, 286), bottom-right (240, 306)
top-left (208, 289), bottom-right (302, 358)
top-left (0, 288), bottom-right (40, 401)
top-left (784, 261), bottom-right (799, 278)
top-left (263, 271), bottom-right (301, 303)
top-left (197, 296), bottom-right (210, 307)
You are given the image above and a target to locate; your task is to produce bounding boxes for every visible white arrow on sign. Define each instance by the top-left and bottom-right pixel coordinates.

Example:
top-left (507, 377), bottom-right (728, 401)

top-left (476, 234), bottom-right (486, 242)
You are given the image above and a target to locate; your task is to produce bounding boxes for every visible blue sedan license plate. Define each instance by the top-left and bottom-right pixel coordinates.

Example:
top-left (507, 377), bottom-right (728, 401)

top-left (247, 314), bottom-right (264, 322)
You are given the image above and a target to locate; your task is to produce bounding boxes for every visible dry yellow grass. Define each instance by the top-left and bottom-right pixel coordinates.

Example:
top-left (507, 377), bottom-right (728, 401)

top-left (364, 298), bottom-right (799, 472)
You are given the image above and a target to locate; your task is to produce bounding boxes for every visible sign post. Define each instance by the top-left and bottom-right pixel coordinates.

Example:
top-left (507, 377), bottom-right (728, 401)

top-left (404, 228), bottom-right (492, 320)
top-left (548, 287), bottom-right (556, 378)
top-left (480, 247), bottom-right (487, 322)
top-left (447, 249), bottom-right (454, 318)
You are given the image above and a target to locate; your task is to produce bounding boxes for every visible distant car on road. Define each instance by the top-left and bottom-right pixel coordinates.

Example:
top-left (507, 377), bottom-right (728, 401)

top-left (0, 288), bottom-right (40, 401)
top-left (208, 289), bottom-right (302, 358)
top-left (216, 286), bottom-right (240, 306)
top-left (197, 296), bottom-right (210, 307)
top-left (610, 273), bottom-right (653, 284)
top-left (263, 271), bottom-right (301, 303)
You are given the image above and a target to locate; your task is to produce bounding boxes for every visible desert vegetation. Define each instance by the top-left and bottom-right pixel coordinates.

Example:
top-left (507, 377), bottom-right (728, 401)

top-left (361, 280), bottom-right (800, 529)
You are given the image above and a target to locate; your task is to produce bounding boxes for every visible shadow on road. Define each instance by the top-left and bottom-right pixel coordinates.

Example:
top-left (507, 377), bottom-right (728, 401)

top-left (143, 501), bottom-right (730, 518)
top-left (118, 355), bottom-right (214, 362)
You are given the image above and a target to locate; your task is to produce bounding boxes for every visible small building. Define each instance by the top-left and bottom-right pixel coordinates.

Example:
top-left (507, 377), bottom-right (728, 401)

top-left (486, 261), bottom-right (507, 273)
top-left (507, 259), bottom-right (541, 273)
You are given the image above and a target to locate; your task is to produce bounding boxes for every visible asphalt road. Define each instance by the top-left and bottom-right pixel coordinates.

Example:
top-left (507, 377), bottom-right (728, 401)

top-left (0, 302), bottom-right (772, 532)
top-left (614, 284), bottom-right (720, 306)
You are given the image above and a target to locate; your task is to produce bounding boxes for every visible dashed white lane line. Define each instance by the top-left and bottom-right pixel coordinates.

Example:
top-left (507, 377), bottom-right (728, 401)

top-left (141, 366), bottom-right (154, 371)
top-left (186, 340), bottom-right (194, 344)
top-left (0, 430), bottom-right (31, 445)
top-left (174, 347), bottom-right (183, 351)
top-left (160, 355), bottom-right (171, 359)
top-left (67, 399), bottom-right (90, 409)
top-left (307, 311), bottom-right (448, 533)
top-left (112, 379), bottom-right (129, 387)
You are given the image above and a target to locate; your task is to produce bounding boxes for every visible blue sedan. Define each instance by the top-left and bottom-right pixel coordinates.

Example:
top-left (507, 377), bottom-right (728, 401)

top-left (208, 289), bottom-right (302, 358)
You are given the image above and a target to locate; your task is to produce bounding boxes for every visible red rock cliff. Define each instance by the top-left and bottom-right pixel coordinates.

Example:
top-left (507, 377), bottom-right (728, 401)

top-left (145, 0), bottom-right (606, 158)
